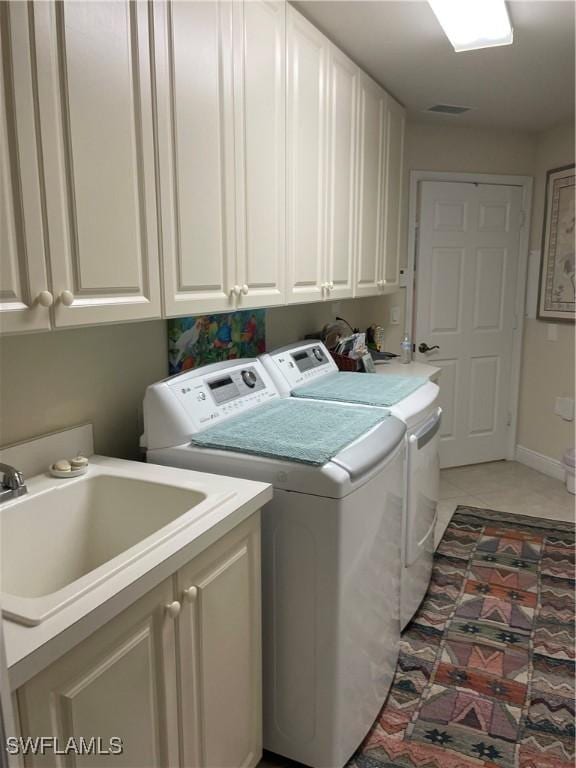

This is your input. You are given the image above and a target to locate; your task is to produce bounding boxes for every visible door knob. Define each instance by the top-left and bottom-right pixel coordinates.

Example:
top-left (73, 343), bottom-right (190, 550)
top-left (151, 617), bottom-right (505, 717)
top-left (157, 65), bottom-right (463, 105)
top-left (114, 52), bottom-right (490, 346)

top-left (183, 585), bottom-right (198, 603)
top-left (241, 284), bottom-right (249, 295)
top-left (36, 290), bottom-right (54, 308)
top-left (59, 290), bottom-right (74, 306)
top-left (418, 342), bottom-right (440, 354)
top-left (231, 285), bottom-right (241, 297)
top-left (165, 600), bottom-right (181, 619)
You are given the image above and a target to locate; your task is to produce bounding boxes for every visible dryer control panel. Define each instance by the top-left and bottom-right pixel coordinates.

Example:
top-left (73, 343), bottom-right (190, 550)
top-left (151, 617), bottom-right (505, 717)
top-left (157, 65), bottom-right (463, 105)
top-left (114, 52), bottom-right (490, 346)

top-left (142, 359), bottom-right (279, 449)
top-left (260, 341), bottom-right (338, 395)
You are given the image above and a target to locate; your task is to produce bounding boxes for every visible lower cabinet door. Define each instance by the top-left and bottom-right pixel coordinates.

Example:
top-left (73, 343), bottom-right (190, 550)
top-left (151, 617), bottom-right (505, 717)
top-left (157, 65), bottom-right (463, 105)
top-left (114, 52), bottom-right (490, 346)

top-left (16, 579), bottom-right (180, 768)
top-left (177, 514), bottom-right (262, 768)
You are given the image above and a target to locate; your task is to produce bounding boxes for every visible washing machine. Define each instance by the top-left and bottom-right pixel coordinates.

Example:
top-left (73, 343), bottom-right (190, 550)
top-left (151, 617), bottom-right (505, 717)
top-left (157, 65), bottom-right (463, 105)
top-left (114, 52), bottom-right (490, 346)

top-left (142, 359), bottom-right (406, 768)
top-left (260, 341), bottom-right (440, 629)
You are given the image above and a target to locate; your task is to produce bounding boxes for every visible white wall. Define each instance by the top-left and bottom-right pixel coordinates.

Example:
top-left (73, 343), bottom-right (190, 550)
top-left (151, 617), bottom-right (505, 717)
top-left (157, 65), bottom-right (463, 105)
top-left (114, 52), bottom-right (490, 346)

top-left (517, 120), bottom-right (575, 463)
top-left (0, 297), bottom-right (388, 459)
top-left (382, 120), bottom-right (538, 353)
top-left (0, 321), bottom-right (168, 459)
top-left (387, 117), bottom-right (574, 465)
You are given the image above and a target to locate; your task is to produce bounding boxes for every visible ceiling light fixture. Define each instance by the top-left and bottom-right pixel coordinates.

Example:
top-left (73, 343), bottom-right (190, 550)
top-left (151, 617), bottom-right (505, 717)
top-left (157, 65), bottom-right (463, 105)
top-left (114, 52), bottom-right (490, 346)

top-left (428, 0), bottom-right (513, 53)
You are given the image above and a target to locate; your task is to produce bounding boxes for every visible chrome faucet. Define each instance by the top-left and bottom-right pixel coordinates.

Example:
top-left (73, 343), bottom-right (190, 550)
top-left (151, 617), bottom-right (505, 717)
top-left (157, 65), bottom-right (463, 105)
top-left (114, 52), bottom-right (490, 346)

top-left (0, 463), bottom-right (27, 503)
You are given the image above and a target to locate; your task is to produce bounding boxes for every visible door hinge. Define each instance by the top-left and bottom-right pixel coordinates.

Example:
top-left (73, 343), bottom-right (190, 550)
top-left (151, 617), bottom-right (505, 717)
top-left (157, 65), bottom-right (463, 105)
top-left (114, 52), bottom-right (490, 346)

top-left (506, 411), bottom-right (512, 427)
top-left (512, 312), bottom-right (518, 330)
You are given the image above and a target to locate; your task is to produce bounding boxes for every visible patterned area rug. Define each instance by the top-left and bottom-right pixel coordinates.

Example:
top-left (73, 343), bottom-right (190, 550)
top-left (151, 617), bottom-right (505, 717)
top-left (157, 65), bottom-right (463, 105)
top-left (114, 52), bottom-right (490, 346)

top-left (349, 506), bottom-right (575, 768)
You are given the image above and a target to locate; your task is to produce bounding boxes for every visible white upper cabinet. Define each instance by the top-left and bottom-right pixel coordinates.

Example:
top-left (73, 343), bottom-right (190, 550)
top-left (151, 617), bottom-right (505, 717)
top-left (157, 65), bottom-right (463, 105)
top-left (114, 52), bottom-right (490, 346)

top-left (0, 3), bottom-right (52, 334)
top-left (154, 0), bottom-right (236, 317)
top-left (382, 96), bottom-right (406, 289)
top-left (354, 72), bottom-right (388, 298)
top-left (286, 7), bottom-right (327, 304)
top-left (325, 45), bottom-right (358, 301)
top-left (1, 0), bottom-right (405, 333)
top-left (156, 0), bottom-right (285, 316)
top-left (33, 0), bottom-right (161, 327)
top-left (234, 0), bottom-right (286, 310)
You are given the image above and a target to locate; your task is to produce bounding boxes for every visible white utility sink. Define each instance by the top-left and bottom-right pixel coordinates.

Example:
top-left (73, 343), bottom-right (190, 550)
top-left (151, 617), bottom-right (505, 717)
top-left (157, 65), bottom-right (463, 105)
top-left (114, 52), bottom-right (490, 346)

top-left (0, 460), bottom-right (238, 627)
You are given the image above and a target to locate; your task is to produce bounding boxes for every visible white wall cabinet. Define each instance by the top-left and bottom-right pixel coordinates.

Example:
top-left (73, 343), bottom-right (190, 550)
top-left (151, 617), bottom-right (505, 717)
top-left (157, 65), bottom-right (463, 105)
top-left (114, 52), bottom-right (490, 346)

top-left (0, 3), bottom-right (52, 334)
top-left (156, 0), bottom-right (286, 318)
top-left (1, 1), bottom-right (405, 335)
top-left (324, 45), bottom-right (358, 301)
top-left (286, 8), bottom-right (327, 304)
top-left (33, 0), bottom-right (162, 328)
top-left (16, 514), bottom-right (261, 768)
top-left (286, 10), bottom-right (360, 305)
top-left (354, 76), bottom-right (405, 297)
top-left (233, 0), bottom-right (286, 311)
top-left (354, 72), bottom-right (388, 298)
top-left (382, 96), bottom-right (406, 289)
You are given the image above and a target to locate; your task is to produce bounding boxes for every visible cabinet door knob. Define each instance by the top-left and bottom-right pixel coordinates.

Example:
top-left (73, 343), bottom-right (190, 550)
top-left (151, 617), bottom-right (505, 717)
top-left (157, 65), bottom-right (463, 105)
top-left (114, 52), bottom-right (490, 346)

top-left (233, 285), bottom-right (241, 297)
top-left (60, 290), bottom-right (74, 306)
top-left (165, 600), bottom-right (181, 619)
top-left (328, 282), bottom-right (334, 290)
top-left (241, 284), bottom-right (249, 295)
top-left (183, 585), bottom-right (198, 603)
top-left (36, 290), bottom-right (54, 308)
top-left (377, 280), bottom-right (384, 288)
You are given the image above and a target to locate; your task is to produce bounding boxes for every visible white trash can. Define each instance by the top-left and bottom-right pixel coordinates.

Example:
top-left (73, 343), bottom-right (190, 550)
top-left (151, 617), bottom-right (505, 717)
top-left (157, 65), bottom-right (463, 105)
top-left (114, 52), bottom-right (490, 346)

top-left (563, 449), bottom-right (576, 495)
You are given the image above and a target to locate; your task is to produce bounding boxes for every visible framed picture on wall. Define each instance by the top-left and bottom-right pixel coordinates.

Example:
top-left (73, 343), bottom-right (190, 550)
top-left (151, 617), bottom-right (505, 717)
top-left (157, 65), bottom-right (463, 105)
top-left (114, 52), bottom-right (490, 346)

top-left (538, 164), bottom-right (575, 321)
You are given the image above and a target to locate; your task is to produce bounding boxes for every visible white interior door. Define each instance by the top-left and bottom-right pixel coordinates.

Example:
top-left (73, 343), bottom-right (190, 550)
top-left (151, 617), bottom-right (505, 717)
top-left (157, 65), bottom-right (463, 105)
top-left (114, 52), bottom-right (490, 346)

top-left (415, 181), bottom-right (524, 468)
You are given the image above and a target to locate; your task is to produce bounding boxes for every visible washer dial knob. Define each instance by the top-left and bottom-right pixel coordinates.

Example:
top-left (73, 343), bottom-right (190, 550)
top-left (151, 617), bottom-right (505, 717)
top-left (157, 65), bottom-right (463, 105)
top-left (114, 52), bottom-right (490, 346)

top-left (242, 369), bottom-right (257, 388)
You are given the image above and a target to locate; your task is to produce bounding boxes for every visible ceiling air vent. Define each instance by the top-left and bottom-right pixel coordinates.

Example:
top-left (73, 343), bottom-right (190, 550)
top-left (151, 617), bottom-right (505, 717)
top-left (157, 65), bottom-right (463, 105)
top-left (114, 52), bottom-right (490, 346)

top-left (426, 104), bottom-right (471, 115)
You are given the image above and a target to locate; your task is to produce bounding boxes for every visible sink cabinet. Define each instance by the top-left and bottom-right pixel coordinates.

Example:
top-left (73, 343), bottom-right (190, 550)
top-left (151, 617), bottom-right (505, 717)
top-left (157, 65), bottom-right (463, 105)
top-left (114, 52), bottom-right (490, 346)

top-left (15, 514), bottom-right (261, 768)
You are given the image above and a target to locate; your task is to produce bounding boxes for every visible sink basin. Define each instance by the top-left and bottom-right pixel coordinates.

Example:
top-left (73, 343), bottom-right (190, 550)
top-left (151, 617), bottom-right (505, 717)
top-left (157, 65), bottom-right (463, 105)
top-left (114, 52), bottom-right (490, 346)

top-left (0, 470), bottom-right (220, 626)
top-left (2, 475), bottom-right (205, 599)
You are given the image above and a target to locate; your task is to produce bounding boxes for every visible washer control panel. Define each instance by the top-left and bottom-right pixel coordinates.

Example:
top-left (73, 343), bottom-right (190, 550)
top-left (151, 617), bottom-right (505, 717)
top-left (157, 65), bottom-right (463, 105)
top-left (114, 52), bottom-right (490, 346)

top-left (263, 341), bottom-right (338, 391)
top-left (168, 361), bottom-right (277, 429)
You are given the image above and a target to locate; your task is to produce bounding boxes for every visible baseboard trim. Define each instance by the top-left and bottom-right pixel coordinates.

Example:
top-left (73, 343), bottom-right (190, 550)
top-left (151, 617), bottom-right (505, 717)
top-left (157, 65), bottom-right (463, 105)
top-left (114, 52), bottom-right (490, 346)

top-left (515, 445), bottom-right (565, 481)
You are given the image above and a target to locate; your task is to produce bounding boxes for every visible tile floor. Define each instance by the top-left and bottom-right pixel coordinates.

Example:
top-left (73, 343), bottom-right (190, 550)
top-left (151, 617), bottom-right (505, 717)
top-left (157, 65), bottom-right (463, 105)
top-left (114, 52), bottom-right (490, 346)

top-left (436, 460), bottom-right (575, 547)
top-left (258, 460), bottom-right (575, 768)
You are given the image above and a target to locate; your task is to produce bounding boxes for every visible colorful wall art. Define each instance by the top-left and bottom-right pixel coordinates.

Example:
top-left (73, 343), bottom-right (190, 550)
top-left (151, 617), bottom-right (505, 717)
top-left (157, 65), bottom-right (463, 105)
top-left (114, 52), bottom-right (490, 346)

top-left (168, 310), bottom-right (266, 375)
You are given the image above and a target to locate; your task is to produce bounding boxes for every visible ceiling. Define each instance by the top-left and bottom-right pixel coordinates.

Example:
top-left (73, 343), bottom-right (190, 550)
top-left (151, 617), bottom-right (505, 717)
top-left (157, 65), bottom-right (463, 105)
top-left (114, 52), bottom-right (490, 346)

top-left (292, 1), bottom-right (575, 132)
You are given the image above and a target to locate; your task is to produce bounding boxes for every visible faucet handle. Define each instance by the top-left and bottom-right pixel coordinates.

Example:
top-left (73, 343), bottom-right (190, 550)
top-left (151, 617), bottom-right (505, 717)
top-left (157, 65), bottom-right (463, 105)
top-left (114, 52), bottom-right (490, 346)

top-left (5, 469), bottom-right (24, 490)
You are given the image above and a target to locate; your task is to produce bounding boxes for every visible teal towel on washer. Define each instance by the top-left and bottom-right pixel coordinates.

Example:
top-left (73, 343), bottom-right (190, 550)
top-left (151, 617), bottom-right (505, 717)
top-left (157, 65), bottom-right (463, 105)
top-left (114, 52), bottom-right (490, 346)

top-left (292, 371), bottom-right (427, 408)
top-left (190, 399), bottom-right (388, 466)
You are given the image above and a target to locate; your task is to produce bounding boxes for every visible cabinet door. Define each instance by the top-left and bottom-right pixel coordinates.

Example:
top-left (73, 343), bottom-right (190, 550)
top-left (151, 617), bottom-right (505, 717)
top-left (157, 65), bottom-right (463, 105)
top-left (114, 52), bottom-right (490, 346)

top-left (354, 73), bottom-right (387, 298)
top-left (32, 1), bottom-right (161, 327)
top-left (234, 0), bottom-right (286, 310)
top-left (17, 579), bottom-right (180, 767)
top-left (382, 97), bottom-right (405, 289)
top-left (0, 3), bottom-right (51, 334)
top-left (154, 0), bottom-right (237, 317)
top-left (325, 45), bottom-right (358, 301)
top-left (286, 8), bottom-right (327, 304)
top-left (177, 514), bottom-right (261, 768)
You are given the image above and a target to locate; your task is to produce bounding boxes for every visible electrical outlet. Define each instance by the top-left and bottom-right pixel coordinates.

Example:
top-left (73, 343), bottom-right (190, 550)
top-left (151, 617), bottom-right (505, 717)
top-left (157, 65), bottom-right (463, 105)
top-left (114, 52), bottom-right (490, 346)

top-left (555, 397), bottom-right (574, 421)
top-left (331, 301), bottom-right (342, 318)
top-left (390, 306), bottom-right (400, 325)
